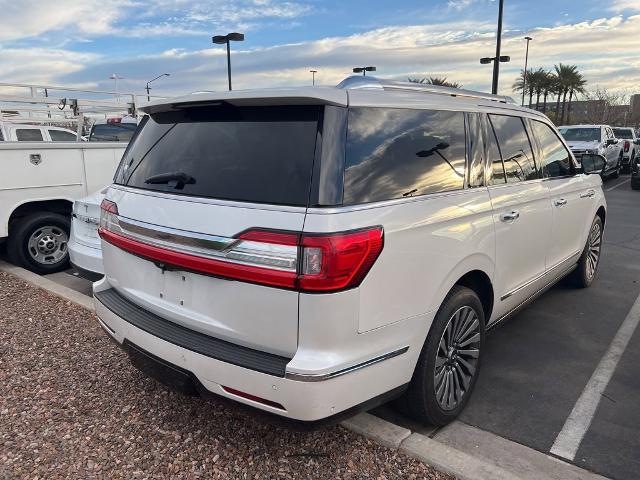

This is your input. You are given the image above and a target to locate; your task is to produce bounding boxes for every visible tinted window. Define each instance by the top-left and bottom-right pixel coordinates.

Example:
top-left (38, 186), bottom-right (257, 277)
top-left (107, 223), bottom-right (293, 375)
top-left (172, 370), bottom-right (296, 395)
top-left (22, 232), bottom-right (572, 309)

top-left (532, 121), bottom-right (573, 178)
top-left (118, 105), bottom-right (320, 207)
top-left (485, 117), bottom-right (505, 185)
top-left (467, 113), bottom-right (485, 188)
top-left (16, 128), bottom-right (43, 141)
top-left (0, 128), bottom-right (4, 141)
top-left (89, 123), bottom-right (137, 142)
top-left (489, 115), bottom-right (537, 183)
top-left (613, 128), bottom-right (633, 139)
top-left (344, 108), bottom-right (466, 204)
top-left (49, 130), bottom-right (77, 141)
top-left (559, 127), bottom-right (600, 142)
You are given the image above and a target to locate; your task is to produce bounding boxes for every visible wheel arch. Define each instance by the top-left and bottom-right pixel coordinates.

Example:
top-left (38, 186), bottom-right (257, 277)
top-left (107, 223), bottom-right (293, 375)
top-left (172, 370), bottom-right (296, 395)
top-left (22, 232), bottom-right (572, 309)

top-left (5, 199), bottom-right (73, 236)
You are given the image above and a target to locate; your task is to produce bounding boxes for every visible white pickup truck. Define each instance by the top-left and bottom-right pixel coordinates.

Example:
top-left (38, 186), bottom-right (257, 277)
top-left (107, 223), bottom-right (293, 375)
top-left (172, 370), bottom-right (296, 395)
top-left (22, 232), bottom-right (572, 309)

top-left (0, 142), bottom-right (127, 273)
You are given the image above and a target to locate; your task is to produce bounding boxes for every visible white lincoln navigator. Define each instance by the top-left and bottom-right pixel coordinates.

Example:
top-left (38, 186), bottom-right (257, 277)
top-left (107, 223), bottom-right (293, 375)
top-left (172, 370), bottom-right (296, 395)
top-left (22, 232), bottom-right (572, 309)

top-left (94, 77), bottom-right (607, 426)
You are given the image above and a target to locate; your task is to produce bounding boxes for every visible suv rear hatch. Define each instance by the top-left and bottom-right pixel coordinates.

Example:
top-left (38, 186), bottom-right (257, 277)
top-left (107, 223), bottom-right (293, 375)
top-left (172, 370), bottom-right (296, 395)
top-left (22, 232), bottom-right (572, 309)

top-left (100, 102), bottom-right (327, 358)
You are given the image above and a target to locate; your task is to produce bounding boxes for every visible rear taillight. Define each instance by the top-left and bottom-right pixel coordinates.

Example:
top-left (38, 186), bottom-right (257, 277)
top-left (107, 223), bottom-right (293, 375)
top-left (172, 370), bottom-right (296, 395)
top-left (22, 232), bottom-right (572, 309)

top-left (99, 201), bottom-right (383, 293)
top-left (624, 140), bottom-right (630, 152)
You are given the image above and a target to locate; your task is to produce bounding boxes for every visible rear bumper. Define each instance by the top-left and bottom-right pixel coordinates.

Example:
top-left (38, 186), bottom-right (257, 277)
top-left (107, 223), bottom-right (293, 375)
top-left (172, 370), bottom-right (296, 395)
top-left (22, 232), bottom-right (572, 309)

top-left (68, 238), bottom-right (104, 276)
top-left (93, 283), bottom-right (418, 421)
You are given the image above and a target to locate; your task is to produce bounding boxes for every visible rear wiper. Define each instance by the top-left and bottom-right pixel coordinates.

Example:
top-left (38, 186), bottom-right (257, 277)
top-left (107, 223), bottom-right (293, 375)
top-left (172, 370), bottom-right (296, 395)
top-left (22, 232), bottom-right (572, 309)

top-left (144, 171), bottom-right (195, 190)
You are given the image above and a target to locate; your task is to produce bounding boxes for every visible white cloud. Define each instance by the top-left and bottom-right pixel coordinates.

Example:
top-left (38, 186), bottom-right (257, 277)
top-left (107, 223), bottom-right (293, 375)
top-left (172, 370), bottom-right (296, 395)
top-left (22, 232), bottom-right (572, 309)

top-left (0, 14), bottom-right (638, 99)
top-left (609, 0), bottom-right (640, 12)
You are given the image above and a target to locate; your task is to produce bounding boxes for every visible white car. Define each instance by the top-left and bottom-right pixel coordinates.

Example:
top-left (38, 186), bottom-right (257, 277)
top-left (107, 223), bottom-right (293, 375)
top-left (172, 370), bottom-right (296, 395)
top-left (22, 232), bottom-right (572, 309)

top-left (558, 124), bottom-right (623, 178)
top-left (94, 77), bottom-right (607, 426)
top-left (612, 127), bottom-right (639, 173)
top-left (0, 122), bottom-right (82, 142)
top-left (69, 190), bottom-right (106, 279)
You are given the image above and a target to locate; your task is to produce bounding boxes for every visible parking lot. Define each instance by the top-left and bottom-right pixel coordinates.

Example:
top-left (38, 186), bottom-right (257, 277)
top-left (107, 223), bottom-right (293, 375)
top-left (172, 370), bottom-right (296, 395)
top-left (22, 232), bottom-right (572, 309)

top-left (1, 174), bottom-right (638, 479)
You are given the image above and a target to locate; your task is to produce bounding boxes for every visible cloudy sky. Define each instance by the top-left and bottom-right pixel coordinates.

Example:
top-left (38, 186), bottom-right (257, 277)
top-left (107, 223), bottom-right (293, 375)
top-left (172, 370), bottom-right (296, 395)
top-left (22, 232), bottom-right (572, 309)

top-left (0, 0), bottom-right (639, 99)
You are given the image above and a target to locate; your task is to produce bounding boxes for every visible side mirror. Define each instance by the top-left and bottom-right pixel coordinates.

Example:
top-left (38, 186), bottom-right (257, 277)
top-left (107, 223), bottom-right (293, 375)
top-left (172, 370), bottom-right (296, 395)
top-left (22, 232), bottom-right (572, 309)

top-left (605, 138), bottom-right (616, 146)
top-left (581, 154), bottom-right (606, 175)
top-left (634, 139), bottom-right (640, 146)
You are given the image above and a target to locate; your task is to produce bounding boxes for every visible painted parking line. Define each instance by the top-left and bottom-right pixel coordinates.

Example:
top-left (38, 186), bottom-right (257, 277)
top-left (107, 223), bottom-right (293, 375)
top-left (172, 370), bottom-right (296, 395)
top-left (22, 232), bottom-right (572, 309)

top-left (550, 291), bottom-right (640, 461)
top-left (605, 178), bottom-right (630, 192)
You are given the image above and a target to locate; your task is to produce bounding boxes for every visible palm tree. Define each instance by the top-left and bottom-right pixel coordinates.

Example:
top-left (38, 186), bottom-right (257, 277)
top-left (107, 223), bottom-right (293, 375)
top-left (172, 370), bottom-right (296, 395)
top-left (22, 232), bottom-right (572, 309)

top-left (565, 71), bottom-right (587, 124)
top-left (512, 69), bottom-right (533, 106)
top-left (529, 68), bottom-right (548, 111)
top-left (540, 72), bottom-right (557, 114)
top-left (408, 76), bottom-right (462, 88)
top-left (554, 64), bottom-right (586, 124)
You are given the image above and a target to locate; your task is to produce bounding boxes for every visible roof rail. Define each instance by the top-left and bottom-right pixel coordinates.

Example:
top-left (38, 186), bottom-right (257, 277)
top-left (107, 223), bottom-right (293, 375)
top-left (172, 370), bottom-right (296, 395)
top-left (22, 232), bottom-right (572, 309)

top-left (336, 76), bottom-right (515, 104)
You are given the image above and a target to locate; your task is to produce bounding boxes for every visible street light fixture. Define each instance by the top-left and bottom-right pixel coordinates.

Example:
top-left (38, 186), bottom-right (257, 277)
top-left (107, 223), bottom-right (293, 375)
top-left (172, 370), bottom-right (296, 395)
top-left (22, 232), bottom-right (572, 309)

top-left (479, 0), bottom-right (507, 94)
top-left (145, 73), bottom-right (170, 102)
top-left (212, 32), bottom-right (245, 91)
top-left (310, 69), bottom-right (317, 86)
top-left (521, 36), bottom-right (533, 106)
top-left (353, 66), bottom-right (376, 76)
top-left (109, 73), bottom-right (123, 100)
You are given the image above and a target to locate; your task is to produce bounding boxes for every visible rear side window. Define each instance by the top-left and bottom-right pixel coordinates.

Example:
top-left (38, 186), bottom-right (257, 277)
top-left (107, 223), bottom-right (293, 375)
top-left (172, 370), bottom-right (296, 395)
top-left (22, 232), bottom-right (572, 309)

top-left (613, 128), bottom-right (633, 139)
top-left (49, 130), bottom-right (77, 141)
top-left (466, 113), bottom-right (485, 188)
top-left (90, 123), bottom-right (137, 142)
top-left (531, 121), bottom-right (573, 178)
top-left (344, 108), bottom-right (466, 204)
top-left (16, 128), bottom-right (43, 141)
top-left (489, 115), bottom-right (537, 183)
top-left (117, 105), bottom-right (320, 207)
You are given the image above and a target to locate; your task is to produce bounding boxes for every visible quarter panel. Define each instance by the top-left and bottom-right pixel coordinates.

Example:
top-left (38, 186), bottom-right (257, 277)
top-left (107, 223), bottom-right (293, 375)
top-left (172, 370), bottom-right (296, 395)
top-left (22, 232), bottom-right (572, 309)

top-left (304, 188), bottom-right (495, 332)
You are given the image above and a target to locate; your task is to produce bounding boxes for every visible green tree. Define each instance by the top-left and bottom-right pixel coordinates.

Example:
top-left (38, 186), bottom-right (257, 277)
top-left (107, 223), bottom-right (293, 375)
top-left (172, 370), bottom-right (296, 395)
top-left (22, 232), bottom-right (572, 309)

top-left (408, 76), bottom-right (462, 88)
top-left (512, 69), bottom-right (534, 106)
top-left (554, 64), bottom-right (586, 124)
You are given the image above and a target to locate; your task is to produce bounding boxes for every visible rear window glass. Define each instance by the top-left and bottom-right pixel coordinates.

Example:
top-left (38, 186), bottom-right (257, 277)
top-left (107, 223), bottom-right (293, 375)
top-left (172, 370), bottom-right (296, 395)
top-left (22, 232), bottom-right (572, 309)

top-left (489, 115), bottom-right (537, 183)
top-left (559, 127), bottom-right (600, 142)
top-left (612, 128), bottom-right (633, 139)
top-left (90, 123), bottom-right (137, 142)
top-left (343, 108), bottom-right (466, 205)
top-left (49, 129), bottom-right (78, 141)
top-left (116, 105), bottom-right (320, 207)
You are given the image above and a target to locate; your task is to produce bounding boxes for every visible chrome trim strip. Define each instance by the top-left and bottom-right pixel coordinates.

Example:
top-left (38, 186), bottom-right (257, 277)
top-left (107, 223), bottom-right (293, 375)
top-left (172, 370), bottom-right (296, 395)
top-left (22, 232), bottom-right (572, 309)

top-left (284, 346), bottom-right (409, 382)
top-left (110, 216), bottom-right (298, 271)
top-left (490, 261), bottom-right (577, 329)
top-left (500, 251), bottom-right (581, 301)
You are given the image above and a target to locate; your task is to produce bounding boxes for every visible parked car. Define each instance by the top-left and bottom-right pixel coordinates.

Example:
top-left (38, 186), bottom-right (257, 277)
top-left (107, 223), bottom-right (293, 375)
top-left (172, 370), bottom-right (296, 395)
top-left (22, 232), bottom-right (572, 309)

top-left (0, 122), bottom-right (82, 142)
top-left (0, 140), bottom-right (128, 273)
top-left (69, 190), bottom-right (106, 280)
top-left (632, 153), bottom-right (640, 190)
top-left (93, 77), bottom-right (607, 426)
top-left (612, 127), bottom-right (639, 173)
top-left (88, 117), bottom-right (138, 142)
top-left (559, 124), bottom-right (623, 178)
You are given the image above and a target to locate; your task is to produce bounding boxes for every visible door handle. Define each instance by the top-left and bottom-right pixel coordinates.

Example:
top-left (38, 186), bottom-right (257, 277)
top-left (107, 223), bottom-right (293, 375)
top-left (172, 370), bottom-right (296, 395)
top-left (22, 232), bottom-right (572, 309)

top-left (554, 198), bottom-right (567, 207)
top-left (500, 210), bottom-right (520, 222)
top-left (580, 190), bottom-right (595, 199)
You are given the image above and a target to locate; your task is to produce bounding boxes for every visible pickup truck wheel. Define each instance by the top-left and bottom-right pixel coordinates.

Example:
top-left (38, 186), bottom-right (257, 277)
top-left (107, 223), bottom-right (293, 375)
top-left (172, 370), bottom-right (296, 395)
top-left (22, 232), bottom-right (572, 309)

top-left (569, 216), bottom-right (602, 288)
top-left (401, 286), bottom-right (485, 426)
top-left (7, 212), bottom-right (70, 274)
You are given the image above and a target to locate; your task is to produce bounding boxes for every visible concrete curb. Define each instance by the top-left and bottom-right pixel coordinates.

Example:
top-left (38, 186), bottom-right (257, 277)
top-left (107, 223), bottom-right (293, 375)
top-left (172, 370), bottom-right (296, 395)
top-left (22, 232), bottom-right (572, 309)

top-left (0, 261), bottom-right (95, 312)
top-left (340, 413), bottom-right (516, 480)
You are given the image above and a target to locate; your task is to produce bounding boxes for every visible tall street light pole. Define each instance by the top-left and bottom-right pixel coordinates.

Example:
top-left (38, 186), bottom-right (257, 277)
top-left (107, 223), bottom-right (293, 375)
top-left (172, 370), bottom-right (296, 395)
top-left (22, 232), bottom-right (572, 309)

top-left (146, 73), bottom-right (170, 102)
top-left (212, 32), bottom-right (245, 91)
top-left (353, 66), bottom-right (376, 76)
top-left (521, 36), bottom-right (533, 106)
top-left (310, 70), bottom-right (317, 85)
top-left (491, 0), bottom-right (505, 94)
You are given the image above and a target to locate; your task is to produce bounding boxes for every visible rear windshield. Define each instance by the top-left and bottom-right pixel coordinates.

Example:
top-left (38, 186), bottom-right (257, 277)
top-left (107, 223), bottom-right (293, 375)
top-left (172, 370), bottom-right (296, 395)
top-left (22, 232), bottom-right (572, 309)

top-left (90, 123), bottom-right (137, 142)
top-left (613, 128), bottom-right (633, 139)
top-left (558, 127), bottom-right (600, 142)
top-left (115, 105), bottom-right (320, 207)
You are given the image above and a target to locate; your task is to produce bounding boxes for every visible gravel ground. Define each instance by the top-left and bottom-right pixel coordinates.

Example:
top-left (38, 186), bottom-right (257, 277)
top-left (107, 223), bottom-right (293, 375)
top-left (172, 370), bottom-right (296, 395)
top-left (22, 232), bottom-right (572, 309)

top-left (0, 271), bottom-right (451, 479)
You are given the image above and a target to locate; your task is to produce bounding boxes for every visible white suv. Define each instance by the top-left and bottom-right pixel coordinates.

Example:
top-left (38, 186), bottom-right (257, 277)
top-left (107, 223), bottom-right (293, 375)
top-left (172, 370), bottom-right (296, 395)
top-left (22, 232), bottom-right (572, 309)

top-left (94, 77), bottom-right (607, 426)
top-left (559, 124), bottom-right (623, 178)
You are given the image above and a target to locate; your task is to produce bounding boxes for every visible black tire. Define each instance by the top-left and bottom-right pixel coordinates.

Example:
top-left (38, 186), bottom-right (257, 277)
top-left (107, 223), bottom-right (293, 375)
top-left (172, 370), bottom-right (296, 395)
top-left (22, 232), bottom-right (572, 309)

top-left (568, 215), bottom-right (603, 288)
top-left (611, 159), bottom-right (620, 179)
top-left (401, 286), bottom-right (485, 426)
top-left (632, 180), bottom-right (640, 191)
top-left (7, 212), bottom-right (71, 274)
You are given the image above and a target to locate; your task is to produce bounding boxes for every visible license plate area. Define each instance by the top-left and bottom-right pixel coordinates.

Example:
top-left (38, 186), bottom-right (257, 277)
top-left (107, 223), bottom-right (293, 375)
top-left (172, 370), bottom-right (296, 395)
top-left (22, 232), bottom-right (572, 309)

top-left (125, 341), bottom-right (200, 396)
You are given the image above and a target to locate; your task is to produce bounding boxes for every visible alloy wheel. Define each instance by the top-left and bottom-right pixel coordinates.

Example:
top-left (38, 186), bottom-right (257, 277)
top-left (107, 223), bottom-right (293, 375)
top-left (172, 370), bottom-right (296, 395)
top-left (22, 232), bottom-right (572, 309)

top-left (586, 221), bottom-right (602, 281)
top-left (434, 306), bottom-right (481, 411)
